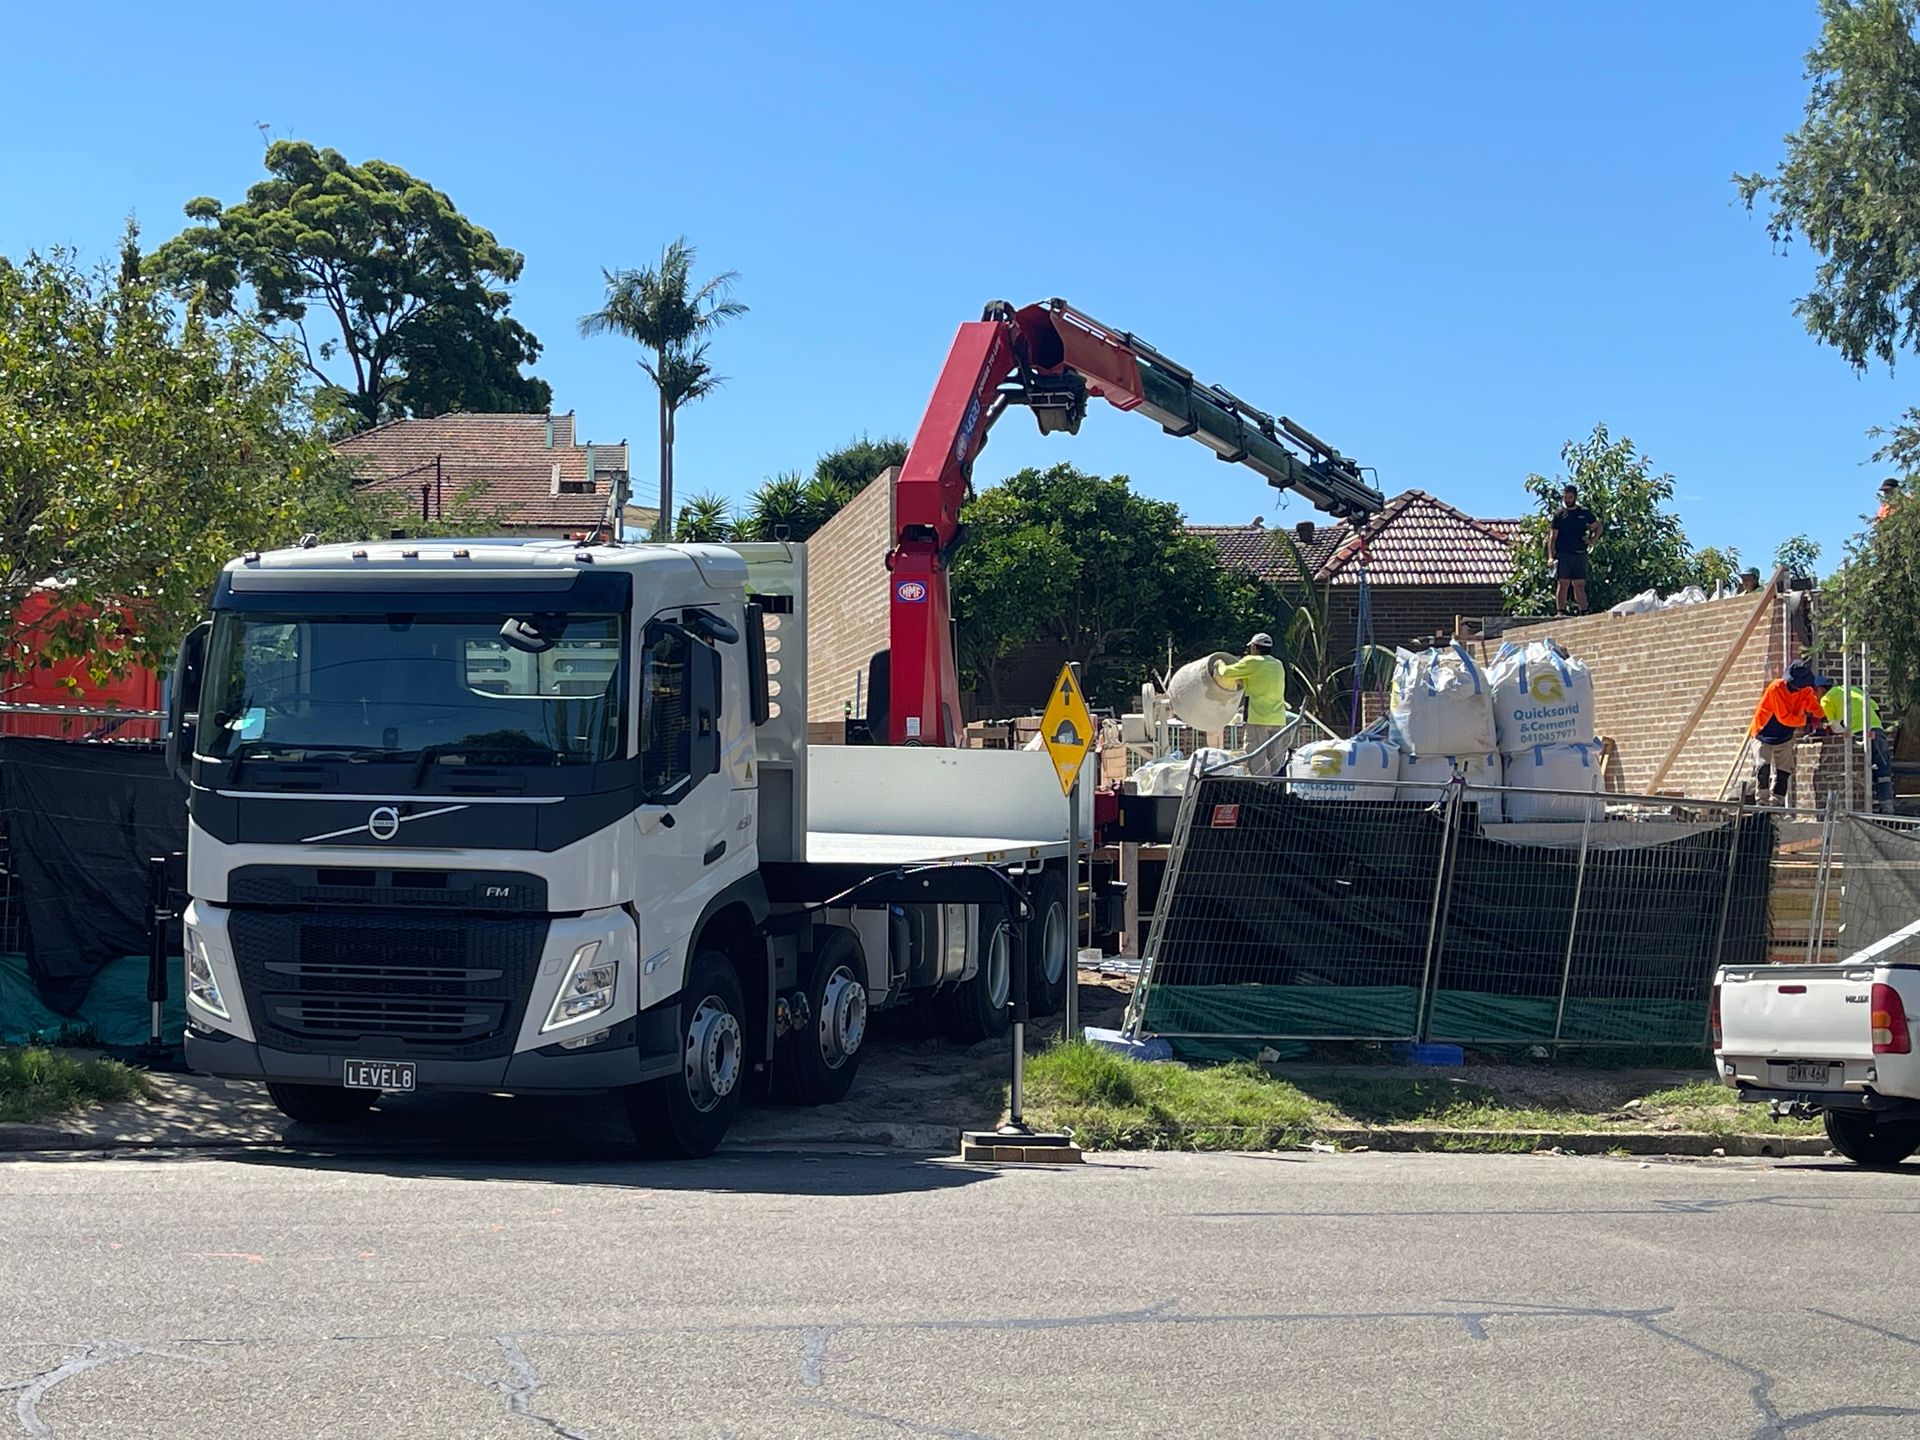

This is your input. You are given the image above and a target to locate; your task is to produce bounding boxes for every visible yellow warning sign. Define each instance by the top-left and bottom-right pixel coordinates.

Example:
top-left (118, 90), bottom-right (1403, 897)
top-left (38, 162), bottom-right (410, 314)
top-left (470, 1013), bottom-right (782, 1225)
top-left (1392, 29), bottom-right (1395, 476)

top-left (1040, 663), bottom-right (1095, 796)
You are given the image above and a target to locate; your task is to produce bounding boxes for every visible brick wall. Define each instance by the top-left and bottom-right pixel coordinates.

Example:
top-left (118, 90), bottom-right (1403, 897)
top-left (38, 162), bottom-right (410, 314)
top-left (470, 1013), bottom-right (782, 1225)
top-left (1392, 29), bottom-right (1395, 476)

top-left (802, 468), bottom-right (896, 728)
top-left (1326, 583), bottom-right (1506, 658)
top-left (1470, 590), bottom-right (1795, 798)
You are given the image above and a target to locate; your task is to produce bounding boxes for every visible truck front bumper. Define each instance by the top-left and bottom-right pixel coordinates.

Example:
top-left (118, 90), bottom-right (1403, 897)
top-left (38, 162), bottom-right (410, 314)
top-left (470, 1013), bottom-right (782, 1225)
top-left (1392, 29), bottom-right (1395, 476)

top-left (185, 1006), bottom-right (683, 1094)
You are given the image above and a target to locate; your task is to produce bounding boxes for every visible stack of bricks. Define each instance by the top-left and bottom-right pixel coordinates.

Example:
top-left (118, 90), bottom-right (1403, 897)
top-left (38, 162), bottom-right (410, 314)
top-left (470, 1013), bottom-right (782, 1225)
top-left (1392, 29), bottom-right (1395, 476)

top-left (801, 468), bottom-right (899, 732)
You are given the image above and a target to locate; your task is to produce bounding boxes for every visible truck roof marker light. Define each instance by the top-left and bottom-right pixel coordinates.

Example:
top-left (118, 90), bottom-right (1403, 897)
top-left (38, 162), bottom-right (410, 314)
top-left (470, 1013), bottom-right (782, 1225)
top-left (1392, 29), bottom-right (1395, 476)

top-left (352, 548), bottom-right (368, 559)
top-left (1871, 982), bottom-right (1911, 1054)
top-left (453, 549), bottom-right (471, 559)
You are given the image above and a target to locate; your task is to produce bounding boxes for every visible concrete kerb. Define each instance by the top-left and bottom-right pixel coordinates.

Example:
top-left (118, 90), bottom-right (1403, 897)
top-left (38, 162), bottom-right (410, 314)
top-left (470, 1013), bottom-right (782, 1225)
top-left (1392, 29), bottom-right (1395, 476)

top-left (0, 1118), bottom-right (1831, 1159)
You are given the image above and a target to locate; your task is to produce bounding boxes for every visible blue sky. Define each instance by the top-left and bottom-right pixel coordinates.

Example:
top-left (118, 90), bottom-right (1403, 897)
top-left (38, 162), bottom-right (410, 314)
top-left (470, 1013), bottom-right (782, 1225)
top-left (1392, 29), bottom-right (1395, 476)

top-left (0, 1), bottom-right (1897, 570)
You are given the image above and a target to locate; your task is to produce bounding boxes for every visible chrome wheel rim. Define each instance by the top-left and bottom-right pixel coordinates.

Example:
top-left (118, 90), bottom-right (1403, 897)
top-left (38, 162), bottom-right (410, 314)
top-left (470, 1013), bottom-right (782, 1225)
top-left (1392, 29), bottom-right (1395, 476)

top-left (818, 965), bottom-right (867, 1070)
top-left (685, 995), bottom-right (742, 1113)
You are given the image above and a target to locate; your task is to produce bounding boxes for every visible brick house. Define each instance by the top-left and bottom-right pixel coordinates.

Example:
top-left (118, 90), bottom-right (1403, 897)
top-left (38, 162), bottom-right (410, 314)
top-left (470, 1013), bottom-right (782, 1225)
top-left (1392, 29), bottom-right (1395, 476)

top-left (333, 411), bottom-right (630, 537)
top-left (1193, 489), bottom-right (1524, 659)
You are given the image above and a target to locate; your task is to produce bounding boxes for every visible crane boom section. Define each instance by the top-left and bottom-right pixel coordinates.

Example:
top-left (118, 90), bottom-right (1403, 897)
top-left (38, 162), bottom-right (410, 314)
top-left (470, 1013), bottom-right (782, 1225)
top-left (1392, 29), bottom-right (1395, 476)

top-left (884, 299), bottom-right (1381, 746)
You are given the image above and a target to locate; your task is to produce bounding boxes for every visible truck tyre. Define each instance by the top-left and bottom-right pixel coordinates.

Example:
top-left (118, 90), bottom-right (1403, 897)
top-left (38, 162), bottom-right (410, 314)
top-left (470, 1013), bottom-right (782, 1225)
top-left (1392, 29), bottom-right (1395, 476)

top-left (1025, 868), bottom-right (1071, 1019)
top-left (627, 950), bottom-right (747, 1159)
top-left (266, 1082), bottom-right (378, 1125)
top-left (1824, 1108), bottom-right (1920, 1167)
top-left (775, 929), bottom-right (868, 1106)
top-left (941, 906), bottom-right (1013, 1043)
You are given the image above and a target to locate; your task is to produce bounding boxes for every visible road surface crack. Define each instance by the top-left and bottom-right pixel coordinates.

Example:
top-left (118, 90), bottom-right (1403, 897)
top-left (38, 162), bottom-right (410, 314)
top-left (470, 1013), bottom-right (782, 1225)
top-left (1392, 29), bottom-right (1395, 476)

top-left (6, 1341), bottom-right (215, 1440)
top-left (456, 1335), bottom-right (596, 1440)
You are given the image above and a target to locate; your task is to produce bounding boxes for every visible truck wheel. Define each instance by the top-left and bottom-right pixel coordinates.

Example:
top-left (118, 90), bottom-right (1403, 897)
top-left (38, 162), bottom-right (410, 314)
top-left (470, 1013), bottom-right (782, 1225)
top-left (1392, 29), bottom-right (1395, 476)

top-left (1025, 869), bottom-right (1071, 1019)
top-left (941, 906), bottom-right (1013, 1043)
top-left (627, 950), bottom-right (746, 1159)
top-left (1824, 1109), bottom-right (1920, 1167)
top-left (775, 929), bottom-right (868, 1106)
top-left (266, 1082), bottom-right (378, 1125)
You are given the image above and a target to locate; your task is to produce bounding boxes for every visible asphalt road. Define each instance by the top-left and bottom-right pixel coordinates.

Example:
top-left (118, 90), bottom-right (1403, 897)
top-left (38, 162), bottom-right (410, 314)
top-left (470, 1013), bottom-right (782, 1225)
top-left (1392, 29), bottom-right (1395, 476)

top-left (0, 1147), bottom-right (1915, 1439)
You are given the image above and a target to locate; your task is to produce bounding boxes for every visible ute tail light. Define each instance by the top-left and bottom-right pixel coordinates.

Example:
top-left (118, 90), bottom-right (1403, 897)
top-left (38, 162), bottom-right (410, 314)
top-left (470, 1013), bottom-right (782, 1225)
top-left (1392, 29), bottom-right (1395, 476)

top-left (1871, 982), bottom-right (1912, 1055)
top-left (1710, 983), bottom-right (1723, 1048)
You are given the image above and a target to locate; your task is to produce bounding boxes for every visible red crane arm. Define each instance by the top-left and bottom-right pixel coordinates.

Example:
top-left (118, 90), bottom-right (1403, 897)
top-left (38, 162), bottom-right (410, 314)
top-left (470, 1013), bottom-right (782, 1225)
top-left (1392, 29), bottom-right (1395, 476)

top-left (880, 299), bottom-right (1380, 747)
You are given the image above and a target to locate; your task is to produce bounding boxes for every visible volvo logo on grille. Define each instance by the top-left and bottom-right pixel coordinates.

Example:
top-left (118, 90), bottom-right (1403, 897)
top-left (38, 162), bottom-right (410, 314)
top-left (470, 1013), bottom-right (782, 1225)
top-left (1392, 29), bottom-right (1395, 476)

top-left (298, 801), bottom-right (471, 845)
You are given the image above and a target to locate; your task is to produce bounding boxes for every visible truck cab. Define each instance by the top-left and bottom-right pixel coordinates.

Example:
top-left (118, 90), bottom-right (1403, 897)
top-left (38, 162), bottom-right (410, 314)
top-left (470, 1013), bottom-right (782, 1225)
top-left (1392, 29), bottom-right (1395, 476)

top-left (170, 536), bottom-right (1077, 1156)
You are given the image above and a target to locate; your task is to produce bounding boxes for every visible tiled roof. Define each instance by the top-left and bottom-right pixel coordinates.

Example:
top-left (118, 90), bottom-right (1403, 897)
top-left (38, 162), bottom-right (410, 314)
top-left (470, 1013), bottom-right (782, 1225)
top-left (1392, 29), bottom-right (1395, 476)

top-left (1188, 521), bottom-right (1351, 583)
top-left (334, 412), bottom-right (627, 529)
top-left (1194, 490), bottom-right (1519, 588)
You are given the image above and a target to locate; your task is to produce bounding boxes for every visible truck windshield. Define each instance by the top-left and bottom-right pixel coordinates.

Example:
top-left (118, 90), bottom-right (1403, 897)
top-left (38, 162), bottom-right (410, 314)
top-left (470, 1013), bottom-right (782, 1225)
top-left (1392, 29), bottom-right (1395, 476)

top-left (201, 612), bottom-right (626, 767)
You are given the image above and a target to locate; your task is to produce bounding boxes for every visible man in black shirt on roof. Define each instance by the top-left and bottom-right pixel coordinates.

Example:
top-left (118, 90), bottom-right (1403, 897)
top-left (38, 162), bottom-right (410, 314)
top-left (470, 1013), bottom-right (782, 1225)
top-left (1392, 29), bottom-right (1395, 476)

top-left (1549, 484), bottom-right (1601, 616)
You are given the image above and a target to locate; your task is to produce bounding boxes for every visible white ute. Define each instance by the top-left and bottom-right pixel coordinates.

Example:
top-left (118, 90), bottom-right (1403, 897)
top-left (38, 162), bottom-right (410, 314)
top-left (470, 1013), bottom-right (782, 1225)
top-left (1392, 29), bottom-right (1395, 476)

top-left (1714, 918), bottom-right (1920, 1166)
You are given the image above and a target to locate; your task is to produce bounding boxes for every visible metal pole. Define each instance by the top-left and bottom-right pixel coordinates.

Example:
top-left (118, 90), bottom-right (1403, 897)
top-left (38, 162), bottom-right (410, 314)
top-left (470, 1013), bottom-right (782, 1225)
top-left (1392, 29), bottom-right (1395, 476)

top-left (1003, 875), bottom-right (1032, 1134)
top-left (1862, 640), bottom-right (1876, 812)
top-left (1843, 630), bottom-right (1854, 813)
top-left (1066, 768), bottom-right (1081, 1045)
top-left (1415, 780), bottom-right (1464, 1042)
top-left (1708, 801), bottom-right (1748, 976)
top-left (1807, 791), bottom-right (1837, 963)
top-left (1551, 806), bottom-right (1594, 1046)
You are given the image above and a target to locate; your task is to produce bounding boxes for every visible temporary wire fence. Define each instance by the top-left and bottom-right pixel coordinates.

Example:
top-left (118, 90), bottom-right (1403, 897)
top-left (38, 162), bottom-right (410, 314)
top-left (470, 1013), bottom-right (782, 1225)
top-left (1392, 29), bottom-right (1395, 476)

top-left (1807, 810), bottom-right (1920, 963)
top-left (1125, 774), bottom-right (1774, 1057)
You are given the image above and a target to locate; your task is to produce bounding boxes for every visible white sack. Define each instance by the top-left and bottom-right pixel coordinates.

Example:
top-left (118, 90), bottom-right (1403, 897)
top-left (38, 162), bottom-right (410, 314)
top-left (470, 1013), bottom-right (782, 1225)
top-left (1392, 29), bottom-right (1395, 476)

top-left (1287, 738), bottom-right (1402, 801)
top-left (1389, 643), bottom-right (1496, 757)
top-left (1400, 751), bottom-right (1503, 820)
top-left (1489, 639), bottom-right (1596, 751)
top-left (1502, 742), bottom-right (1606, 822)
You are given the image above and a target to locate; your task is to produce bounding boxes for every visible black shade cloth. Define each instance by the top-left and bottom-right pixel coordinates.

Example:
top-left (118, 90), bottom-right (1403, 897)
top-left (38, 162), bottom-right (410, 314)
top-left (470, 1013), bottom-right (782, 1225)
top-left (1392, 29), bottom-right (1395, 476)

top-left (0, 738), bottom-right (185, 1013)
top-left (1151, 781), bottom-right (1772, 1009)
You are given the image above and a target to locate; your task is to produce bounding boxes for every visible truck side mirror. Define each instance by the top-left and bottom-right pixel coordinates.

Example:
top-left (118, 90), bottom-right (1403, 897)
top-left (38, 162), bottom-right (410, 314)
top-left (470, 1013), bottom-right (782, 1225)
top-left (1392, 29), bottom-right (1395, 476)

top-left (165, 621), bottom-right (211, 783)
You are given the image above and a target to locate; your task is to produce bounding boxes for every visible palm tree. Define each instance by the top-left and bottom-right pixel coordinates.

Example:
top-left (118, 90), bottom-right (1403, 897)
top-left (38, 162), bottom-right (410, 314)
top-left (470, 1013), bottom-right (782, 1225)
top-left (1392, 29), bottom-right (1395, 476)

top-left (738, 471), bottom-right (811, 541)
top-left (579, 239), bottom-right (746, 540)
top-left (675, 490), bottom-right (734, 543)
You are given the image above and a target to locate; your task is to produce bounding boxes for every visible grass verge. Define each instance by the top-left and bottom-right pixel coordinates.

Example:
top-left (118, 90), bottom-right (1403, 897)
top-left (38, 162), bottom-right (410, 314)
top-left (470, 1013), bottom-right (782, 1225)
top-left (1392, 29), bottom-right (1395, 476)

top-left (1022, 1044), bottom-right (1821, 1152)
top-left (0, 1047), bottom-right (152, 1125)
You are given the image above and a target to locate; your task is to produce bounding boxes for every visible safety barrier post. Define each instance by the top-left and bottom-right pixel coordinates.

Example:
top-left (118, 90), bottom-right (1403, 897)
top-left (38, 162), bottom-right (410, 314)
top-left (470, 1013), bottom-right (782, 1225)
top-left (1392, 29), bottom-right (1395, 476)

top-left (1709, 801), bottom-right (1749, 978)
top-left (1415, 781), bottom-right (1465, 1043)
top-left (1549, 808), bottom-right (1595, 1047)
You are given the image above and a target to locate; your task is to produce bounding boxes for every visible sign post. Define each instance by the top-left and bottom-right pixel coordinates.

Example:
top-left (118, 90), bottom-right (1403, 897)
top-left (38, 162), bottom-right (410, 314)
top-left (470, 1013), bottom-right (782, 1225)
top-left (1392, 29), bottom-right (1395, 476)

top-left (1041, 663), bottom-right (1094, 1044)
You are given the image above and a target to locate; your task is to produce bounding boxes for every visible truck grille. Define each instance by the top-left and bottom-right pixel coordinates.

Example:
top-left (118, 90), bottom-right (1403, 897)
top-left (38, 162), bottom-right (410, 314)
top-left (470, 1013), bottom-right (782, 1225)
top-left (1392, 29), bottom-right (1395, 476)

top-left (230, 910), bottom-right (547, 1059)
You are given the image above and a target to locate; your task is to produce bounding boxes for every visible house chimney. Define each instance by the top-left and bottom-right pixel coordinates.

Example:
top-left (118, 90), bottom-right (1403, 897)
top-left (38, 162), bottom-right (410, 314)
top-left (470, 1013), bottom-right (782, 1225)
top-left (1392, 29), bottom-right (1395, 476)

top-left (1296, 521), bottom-right (1315, 543)
top-left (550, 462), bottom-right (562, 497)
top-left (584, 444), bottom-right (595, 490)
top-left (544, 414), bottom-right (554, 448)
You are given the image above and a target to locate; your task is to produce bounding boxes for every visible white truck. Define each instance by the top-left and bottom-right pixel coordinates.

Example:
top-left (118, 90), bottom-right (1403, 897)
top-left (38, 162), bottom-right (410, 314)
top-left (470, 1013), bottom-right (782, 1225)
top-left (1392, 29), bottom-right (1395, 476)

top-left (165, 538), bottom-right (1084, 1157)
top-left (1713, 920), bottom-right (1920, 1166)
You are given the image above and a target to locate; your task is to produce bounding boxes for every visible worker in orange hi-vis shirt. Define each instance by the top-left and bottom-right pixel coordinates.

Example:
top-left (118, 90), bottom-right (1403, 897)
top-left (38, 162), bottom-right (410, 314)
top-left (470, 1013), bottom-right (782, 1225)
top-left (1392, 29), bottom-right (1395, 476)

top-left (1878, 478), bottom-right (1901, 521)
top-left (1749, 662), bottom-right (1832, 808)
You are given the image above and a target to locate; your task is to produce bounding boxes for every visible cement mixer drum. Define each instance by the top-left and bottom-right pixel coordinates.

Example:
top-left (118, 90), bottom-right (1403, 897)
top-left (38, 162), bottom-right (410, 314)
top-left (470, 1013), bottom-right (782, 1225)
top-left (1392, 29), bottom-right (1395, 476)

top-left (1167, 652), bottom-right (1243, 731)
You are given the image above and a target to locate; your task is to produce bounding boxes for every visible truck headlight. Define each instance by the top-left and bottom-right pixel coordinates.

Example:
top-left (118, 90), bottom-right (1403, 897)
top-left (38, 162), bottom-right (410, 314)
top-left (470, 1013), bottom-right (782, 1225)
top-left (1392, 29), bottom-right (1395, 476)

top-left (185, 929), bottom-right (230, 1020)
top-left (543, 942), bottom-right (615, 1032)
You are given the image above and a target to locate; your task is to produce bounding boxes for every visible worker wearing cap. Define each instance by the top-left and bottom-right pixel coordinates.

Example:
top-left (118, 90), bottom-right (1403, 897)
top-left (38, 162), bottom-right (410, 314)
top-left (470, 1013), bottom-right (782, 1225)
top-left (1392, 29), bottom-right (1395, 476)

top-left (1749, 662), bottom-right (1832, 807)
top-left (1822, 681), bottom-right (1894, 812)
top-left (1214, 633), bottom-right (1289, 776)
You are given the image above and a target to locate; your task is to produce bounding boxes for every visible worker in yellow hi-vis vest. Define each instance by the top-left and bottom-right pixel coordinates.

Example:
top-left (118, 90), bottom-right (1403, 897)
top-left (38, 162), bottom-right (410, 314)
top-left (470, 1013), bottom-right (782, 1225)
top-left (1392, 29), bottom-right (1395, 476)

top-left (1214, 633), bottom-right (1289, 776)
